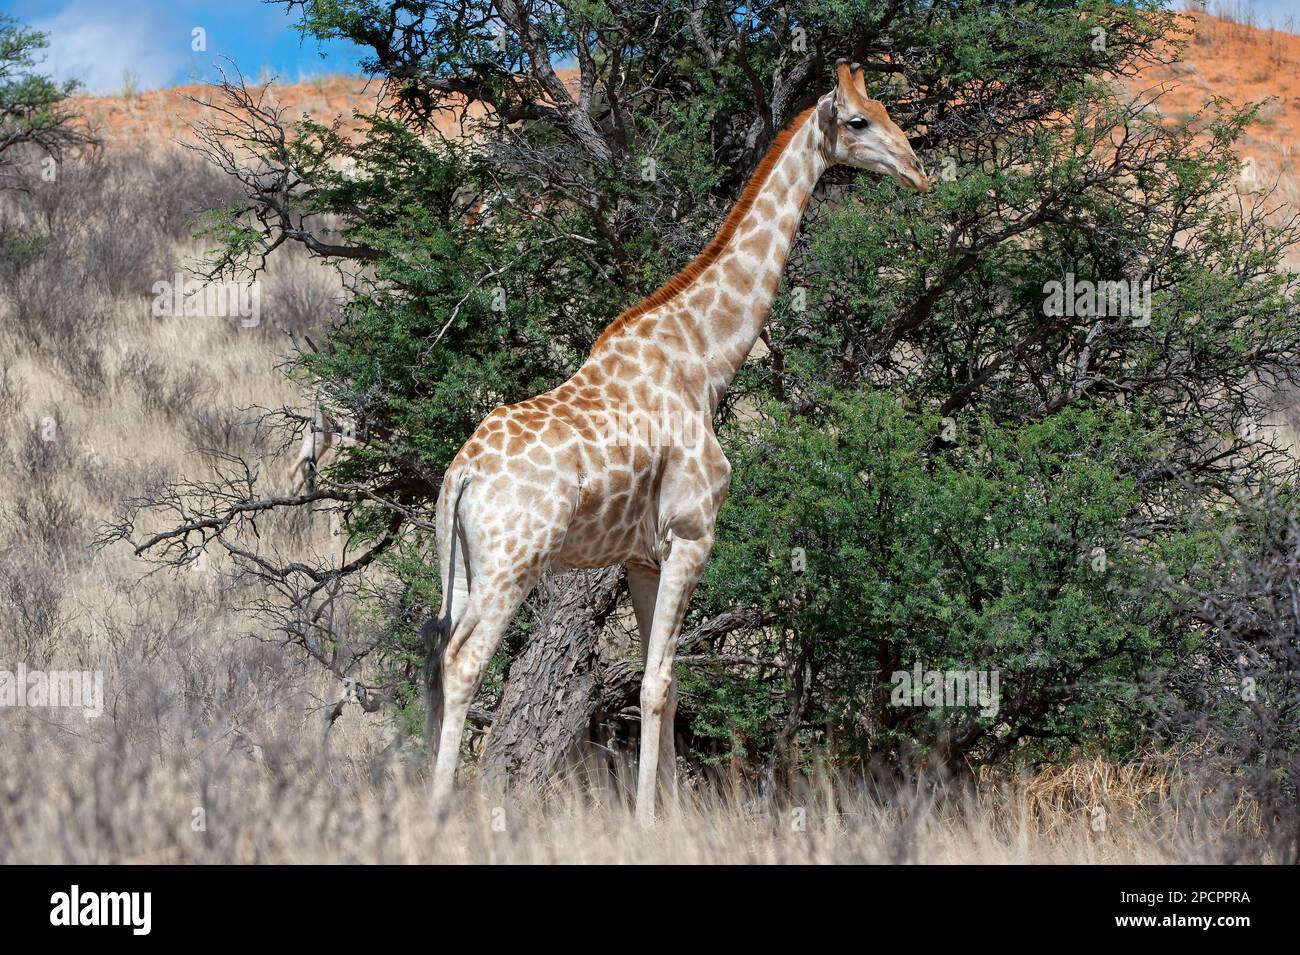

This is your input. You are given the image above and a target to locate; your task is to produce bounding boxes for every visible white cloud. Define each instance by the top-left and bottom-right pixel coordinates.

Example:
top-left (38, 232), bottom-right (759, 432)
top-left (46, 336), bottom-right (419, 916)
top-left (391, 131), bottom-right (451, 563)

top-left (30, 1), bottom-right (188, 94)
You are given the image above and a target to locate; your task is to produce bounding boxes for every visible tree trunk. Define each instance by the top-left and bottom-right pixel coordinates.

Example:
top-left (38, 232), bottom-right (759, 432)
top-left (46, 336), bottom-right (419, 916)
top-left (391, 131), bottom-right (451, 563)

top-left (480, 566), bottom-right (625, 791)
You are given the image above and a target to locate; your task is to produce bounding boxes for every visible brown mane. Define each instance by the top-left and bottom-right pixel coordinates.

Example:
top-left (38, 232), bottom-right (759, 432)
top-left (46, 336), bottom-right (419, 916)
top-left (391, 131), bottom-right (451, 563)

top-left (591, 106), bottom-right (817, 351)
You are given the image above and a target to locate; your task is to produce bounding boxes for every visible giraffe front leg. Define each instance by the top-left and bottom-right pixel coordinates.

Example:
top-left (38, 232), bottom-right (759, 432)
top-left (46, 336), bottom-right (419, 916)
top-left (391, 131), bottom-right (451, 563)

top-left (629, 564), bottom-right (677, 806)
top-left (659, 671), bottom-right (679, 805)
top-left (636, 535), bottom-right (712, 827)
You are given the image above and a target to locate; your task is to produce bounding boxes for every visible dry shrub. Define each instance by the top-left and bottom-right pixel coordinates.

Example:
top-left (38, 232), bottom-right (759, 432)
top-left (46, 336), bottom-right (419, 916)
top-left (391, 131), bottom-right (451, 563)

top-left (1018, 751), bottom-right (1178, 828)
top-left (0, 364), bottom-right (25, 416)
top-left (121, 353), bottom-right (210, 420)
top-left (186, 405), bottom-right (251, 457)
top-left (0, 563), bottom-right (68, 667)
top-left (12, 411), bottom-right (78, 484)
top-left (1012, 746), bottom-right (1260, 837)
top-left (257, 246), bottom-right (344, 339)
top-left (0, 254), bottom-right (94, 351)
top-left (3, 487), bottom-right (83, 553)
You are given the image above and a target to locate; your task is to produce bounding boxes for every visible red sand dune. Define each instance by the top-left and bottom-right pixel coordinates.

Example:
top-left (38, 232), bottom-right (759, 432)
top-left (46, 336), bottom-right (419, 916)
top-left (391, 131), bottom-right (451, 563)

top-left (1132, 12), bottom-right (1300, 174)
top-left (72, 75), bottom-right (497, 147)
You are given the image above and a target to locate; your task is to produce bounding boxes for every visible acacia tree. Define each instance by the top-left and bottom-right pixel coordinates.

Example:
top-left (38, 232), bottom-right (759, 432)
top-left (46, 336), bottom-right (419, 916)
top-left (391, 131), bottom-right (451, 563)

top-left (0, 15), bottom-right (93, 187)
top-left (103, 1), bottom-right (1300, 786)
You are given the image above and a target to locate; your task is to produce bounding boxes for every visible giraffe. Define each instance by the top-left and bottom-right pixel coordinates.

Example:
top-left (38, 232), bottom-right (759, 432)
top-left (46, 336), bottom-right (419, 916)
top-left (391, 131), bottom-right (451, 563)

top-left (426, 61), bottom-right (929, 824)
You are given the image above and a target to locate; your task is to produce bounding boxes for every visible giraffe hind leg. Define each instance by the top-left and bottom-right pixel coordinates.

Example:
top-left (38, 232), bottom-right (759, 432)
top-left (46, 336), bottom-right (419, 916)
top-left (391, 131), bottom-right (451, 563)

top-left (429, 570), bottom-right (539, 809)
top-left (426, 476), bottom-right (473, 756)
top-left (428, 483), bottom-right (567, 808)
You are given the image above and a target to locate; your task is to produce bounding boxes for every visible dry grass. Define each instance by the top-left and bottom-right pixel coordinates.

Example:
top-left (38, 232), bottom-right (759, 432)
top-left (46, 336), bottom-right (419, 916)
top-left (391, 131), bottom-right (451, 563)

top-left (0, 708), bottom-right (1271, 863)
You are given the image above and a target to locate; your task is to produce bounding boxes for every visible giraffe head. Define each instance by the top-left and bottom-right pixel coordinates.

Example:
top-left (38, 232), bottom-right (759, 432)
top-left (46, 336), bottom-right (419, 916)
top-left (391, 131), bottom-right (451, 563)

top-left (818, 59), bottom-right (929, 192)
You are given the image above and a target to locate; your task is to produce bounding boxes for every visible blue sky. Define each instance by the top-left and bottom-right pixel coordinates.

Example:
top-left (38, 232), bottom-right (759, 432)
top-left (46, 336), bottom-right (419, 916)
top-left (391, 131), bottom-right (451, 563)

top-left (1207, 0), bottom-right (1300, 26)
top-left (3, 0), bottom-right (1300, 95)
top-left (0, 0), bottom-right (367, 93)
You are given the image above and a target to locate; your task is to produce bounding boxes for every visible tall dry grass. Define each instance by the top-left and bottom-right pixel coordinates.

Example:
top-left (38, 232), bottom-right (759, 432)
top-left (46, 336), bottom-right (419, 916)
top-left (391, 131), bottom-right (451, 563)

top-left (0, 709), bottom-right (1272, 863)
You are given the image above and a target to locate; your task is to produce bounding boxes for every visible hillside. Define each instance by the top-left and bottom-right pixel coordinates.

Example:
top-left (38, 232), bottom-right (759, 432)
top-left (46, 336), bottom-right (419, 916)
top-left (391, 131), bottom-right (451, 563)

top-left (65, 13), bottom-right (1300, 243)
top-left (1134, 12), bottom-right (1300, 216)
top-left (72, 74), bottom-right (485, 144)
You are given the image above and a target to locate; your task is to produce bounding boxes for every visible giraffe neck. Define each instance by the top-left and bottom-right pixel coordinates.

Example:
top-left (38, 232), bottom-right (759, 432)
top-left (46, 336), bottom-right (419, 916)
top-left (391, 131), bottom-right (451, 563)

top-left (587, 108), bottom-right (828, 412)
top-left (693, 113), bottom-right (826, 403)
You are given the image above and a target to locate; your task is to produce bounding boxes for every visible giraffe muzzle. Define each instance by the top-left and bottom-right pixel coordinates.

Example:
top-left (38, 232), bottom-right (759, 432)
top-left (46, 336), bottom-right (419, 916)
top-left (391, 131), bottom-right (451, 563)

top-left (901, 157), bottom-right (930, 192)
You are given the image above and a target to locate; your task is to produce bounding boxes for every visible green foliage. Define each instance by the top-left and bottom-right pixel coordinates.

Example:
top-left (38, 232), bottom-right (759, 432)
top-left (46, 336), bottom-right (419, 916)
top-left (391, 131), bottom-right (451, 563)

top-left (696, 392), bottom-right (1216, 767)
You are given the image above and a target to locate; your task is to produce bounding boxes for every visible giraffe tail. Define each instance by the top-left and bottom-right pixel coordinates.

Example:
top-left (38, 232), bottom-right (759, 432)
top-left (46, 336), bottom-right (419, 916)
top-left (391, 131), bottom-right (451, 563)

top-left (422, 620), bottom-right (449, 757)
top-left (424, 473), bottom-right (473, 756)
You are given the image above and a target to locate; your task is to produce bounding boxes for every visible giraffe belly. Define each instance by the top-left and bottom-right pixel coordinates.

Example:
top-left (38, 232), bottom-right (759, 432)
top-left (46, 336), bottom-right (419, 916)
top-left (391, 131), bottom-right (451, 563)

top-left (551, 467), bottom-right (664, 570)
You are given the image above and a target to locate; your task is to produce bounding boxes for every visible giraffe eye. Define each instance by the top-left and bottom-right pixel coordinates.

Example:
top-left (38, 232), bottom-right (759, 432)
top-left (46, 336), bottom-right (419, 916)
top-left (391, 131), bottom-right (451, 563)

top-left (846, 117), bottom-right (870, 130)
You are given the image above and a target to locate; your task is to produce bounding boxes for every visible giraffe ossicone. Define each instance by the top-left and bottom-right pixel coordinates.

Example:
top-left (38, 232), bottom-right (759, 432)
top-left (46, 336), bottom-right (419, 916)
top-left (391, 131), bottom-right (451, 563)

top-left (426, 61), bottom-right (929, 825)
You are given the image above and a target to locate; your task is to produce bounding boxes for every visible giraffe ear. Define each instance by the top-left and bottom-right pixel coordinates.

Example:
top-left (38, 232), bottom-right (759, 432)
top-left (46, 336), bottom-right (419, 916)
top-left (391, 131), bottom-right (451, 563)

top-left (817, 91), bottom-right (836, 132)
